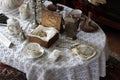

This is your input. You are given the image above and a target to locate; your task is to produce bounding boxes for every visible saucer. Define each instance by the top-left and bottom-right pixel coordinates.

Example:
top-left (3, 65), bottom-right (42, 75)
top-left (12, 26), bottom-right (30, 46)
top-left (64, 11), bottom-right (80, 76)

top-left (22, 43), bottom-right (44, 59)
top-left (71, 44), bottom-right (96, 60)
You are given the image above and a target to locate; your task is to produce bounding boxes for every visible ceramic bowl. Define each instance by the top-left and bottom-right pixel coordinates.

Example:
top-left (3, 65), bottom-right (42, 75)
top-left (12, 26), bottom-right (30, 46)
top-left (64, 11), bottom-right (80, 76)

top-left (0, 0), bottom-right (24, 17)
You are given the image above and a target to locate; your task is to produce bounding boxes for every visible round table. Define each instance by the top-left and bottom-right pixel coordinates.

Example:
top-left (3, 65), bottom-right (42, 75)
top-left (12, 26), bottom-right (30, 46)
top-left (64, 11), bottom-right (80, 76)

top-left (0, 1), bottom-right (107, 80)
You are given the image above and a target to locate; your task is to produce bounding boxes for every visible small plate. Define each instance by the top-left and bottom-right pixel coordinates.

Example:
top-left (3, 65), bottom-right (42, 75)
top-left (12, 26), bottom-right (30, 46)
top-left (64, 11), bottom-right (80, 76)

top-left (71, 44), bottom-right (96, 60)
top-left (22, 43), bottom-right (44, 59)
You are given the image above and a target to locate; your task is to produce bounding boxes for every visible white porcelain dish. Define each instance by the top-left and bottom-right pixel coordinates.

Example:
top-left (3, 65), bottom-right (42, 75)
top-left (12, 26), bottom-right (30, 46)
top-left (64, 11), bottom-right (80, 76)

top-left (71, 44), bottom-right (96, 60)
top-left (22, 43), bottom-right (44, 59)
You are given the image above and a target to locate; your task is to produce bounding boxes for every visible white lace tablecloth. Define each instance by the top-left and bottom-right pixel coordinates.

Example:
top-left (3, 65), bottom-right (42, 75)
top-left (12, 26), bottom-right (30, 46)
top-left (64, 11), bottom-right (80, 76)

top-left (0, 1), bottom-right (107, 80)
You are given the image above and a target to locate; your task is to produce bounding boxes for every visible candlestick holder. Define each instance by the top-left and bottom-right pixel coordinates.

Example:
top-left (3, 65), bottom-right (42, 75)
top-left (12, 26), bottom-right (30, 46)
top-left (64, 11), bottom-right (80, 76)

top-left (30, 0), bottom-right (46, 28)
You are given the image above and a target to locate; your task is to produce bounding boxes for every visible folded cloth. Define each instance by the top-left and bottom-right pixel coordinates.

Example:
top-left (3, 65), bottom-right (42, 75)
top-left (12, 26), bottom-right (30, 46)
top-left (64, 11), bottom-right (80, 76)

top-left (0, 13), bottom-right (8, 24)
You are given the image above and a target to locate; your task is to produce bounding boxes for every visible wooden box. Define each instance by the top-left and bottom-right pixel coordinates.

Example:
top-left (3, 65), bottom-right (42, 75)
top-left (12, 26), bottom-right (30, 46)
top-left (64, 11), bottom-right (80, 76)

top-left (28, 25), bottom-right (59, 48)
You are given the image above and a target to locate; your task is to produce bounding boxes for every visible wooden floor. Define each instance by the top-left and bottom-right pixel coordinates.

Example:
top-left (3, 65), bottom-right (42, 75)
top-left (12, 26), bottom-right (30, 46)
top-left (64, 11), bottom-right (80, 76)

top-left (101, 25), bottom-right (120, 59)
top-left (100, 25), bottom-right (120, 80)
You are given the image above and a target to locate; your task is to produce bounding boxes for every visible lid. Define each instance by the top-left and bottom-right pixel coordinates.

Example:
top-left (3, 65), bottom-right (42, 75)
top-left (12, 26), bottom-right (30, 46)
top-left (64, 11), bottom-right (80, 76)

top-left (41, 10), bottom-right (62, 31)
